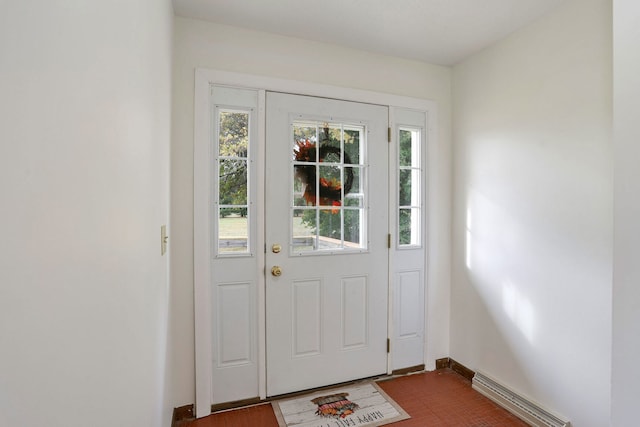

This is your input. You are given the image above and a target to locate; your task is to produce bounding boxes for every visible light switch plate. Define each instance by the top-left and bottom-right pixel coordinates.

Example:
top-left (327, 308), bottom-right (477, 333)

top-left (161, 225), bottom-right (168, 256)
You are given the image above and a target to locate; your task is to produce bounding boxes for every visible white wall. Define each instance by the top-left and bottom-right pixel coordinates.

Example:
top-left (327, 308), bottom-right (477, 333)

top-left (171, 17), bottom-right (452, 407)
top-left (0, 1), bottom-right (174, 426)
top-left (612, 0), bottom-right (640, 425)
top-left (451, 0), bottom-right (612, 425)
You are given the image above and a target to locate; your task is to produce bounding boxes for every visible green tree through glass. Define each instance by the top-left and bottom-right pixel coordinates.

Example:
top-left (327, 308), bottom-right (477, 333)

top-left (398, 129), bottom-right (413, 244)
top-left (219, 111), bottom-right (248, 217)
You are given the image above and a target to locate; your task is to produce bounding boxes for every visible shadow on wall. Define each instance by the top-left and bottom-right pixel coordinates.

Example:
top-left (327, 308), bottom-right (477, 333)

top-left (458, 184), bottom-right (555, 402)
top-left (454, 259), bottom-right (534, 394)
top-left (465, 189), bottom-right (537, 344)
top-left (459, 168), bottom-right (610, 418)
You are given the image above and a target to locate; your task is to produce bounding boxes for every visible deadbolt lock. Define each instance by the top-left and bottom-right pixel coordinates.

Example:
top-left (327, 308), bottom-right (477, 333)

top-left (271, 244), bottom-right (282, 254)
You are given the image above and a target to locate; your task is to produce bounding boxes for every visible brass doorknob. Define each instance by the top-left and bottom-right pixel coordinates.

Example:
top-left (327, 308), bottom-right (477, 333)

top-left (271, 266), bottom-right (282, 277)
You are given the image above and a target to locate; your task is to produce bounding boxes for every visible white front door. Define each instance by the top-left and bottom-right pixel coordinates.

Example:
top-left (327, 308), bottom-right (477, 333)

top-left (265, 92), bottom-right (389, 396)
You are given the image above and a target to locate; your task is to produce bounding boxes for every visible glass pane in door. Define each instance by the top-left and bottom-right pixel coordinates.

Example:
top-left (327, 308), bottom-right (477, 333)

top-left (397, 127), bottom-right (422, 247)
top-left (217, 109), bottom-right (250, 255)
top-left (291, 120), bottom-right (367, 253)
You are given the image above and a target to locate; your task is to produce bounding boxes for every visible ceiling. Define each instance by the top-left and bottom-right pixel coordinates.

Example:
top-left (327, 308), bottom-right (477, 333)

top-left (172, 0), bottom-right (565, 66)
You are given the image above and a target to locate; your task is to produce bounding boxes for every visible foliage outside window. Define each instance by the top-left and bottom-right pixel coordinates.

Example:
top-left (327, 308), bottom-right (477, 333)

top-left (217, 109), bottom-right (250, 254)
top-left (398, 128), bottom-right (421, 247)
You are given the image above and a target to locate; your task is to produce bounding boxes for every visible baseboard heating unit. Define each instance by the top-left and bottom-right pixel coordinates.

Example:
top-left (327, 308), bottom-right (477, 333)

top-left (472, 371), bottom-right (570, 427)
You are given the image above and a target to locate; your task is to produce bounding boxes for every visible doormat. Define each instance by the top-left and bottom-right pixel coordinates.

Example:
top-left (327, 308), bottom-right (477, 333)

top-left (272, 382), bottom-right (410, 427)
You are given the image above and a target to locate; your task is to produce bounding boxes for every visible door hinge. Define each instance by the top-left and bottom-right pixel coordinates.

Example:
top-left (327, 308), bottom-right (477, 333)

top-left (387, 338), bottom-right (391, 353)
top-left (388, 233), bottom-right (391, 249)
top-left (388, 127), bottom-right (392, 143)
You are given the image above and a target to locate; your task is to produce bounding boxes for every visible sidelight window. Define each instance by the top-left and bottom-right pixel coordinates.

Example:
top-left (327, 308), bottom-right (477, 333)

top-left (216, 109), bottom-right (251, 255)
top-left (398, 127), bottom-right (422, 247)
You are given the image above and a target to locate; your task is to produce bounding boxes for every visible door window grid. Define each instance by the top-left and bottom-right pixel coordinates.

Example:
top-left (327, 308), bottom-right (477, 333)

top-left (215, 108), bottom-right (252, 256)
top-left (291, 121), bottom-right (367, 254)
top-left (398, 127), bottom-right (422, 247)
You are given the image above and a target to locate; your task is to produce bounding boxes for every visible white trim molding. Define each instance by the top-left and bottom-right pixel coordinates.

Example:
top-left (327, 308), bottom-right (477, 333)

top-left (193, 68), bottom-right (439, 418)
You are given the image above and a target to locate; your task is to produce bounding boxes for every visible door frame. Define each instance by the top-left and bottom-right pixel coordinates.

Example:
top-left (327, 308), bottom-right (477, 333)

top-left (194, 69), bottom-right (438, 418)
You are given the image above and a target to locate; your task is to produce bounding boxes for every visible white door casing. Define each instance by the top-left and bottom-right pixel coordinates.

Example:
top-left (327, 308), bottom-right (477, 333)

top-left (265, 92), bottom-right (389, 396)
top-left (194, 69), bottom-right (436, 419)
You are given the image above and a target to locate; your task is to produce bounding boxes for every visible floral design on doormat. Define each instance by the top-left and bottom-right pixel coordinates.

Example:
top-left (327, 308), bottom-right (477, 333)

top-left (312, 392), bottom-right (360, 419)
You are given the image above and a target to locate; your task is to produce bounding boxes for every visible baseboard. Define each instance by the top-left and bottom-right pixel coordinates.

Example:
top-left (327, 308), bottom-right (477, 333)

top-left (434, 359), bottom-right (570, 426)
top-left (450, 359), bottom-right (475, 381)
top-left (434, 357), bottom-right (475, 381)
top-left (472, 371), bottom-right (570, 427)
top-left (172, 404), bottom-right (194, 427)
top-left (435, 357), bottom-right (451, 370)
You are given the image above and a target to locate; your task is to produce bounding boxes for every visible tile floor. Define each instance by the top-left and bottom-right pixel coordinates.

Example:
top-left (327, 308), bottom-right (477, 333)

top-left (181, 369), bottom-right (529, 426)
